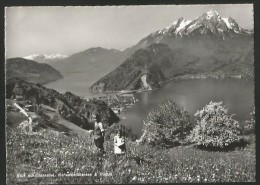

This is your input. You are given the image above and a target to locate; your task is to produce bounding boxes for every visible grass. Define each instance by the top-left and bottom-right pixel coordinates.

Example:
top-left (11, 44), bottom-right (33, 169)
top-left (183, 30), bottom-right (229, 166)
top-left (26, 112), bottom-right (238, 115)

top-left (6, 112), bottom-right (28, 127)
top-left (6, 125), bottom-right (255, 184)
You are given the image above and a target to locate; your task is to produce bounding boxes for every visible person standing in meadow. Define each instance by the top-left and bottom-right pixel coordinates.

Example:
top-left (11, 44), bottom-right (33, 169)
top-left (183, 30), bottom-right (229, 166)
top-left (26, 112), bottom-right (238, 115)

top-left (92, 113), bottom-right (105, 153)
top-left (114, 128), bottom-right (126, 156)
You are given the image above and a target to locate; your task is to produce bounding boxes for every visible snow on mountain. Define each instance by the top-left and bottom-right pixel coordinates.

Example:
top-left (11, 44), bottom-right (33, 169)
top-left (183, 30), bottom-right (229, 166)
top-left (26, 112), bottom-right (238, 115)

top-left (153, 10), bottom-right (251, 39)
top-left (205, 9), bottom-right (220, 20)
top-left (158, 21), bottom-right (177, 34)
top-left (175, 19), bottom-right (192, 33)
top-left (44, 54), bottom-right (68, 60)
top-left (157, 18), bottom-right (192, 36)
top-left (23, 54), bottom-right (68, 62)
top-left (222, 18), bottom-right (232, 29)
top-left (23, 54), bottom-right (40, 60)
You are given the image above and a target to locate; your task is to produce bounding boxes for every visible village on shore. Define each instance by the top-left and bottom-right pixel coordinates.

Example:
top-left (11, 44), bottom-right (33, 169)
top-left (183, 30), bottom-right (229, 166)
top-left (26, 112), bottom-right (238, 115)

top-left (94, 92), bottom-right (138, 118)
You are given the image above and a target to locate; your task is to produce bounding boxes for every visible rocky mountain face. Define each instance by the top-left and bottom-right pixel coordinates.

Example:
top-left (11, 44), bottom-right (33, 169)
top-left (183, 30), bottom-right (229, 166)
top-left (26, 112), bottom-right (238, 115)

top-left (125, 10), bottom-right (253, 54)
top-left (90, 10), bottom-right (254, 92)
top-left (6, 78), bottom-right (119, 129)
top-left (6, 58), bottom-right (64, 84)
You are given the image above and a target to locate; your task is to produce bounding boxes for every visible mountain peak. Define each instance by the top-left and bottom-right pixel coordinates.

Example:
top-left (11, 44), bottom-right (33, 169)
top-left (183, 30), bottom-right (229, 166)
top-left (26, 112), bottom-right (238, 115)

top-left (175, 18), bottom-right (192, 33)
top-left (205, 9), bottom-right (220, 19)
top-left (176, 17), bottom-right (185, 22)
top-left (157, 17), bottom-right (191, 35)
top-left (153, 9), bottom-right (252, 40)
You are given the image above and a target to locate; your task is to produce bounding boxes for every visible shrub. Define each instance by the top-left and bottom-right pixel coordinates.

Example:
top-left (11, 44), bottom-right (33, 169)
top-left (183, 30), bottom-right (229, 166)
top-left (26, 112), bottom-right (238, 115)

top-left (241, 107), bottom-right (255, 135)
top-left (142, 100), bottom-right (192, 148)
top-left (188, 101), bottom-right (242, 149)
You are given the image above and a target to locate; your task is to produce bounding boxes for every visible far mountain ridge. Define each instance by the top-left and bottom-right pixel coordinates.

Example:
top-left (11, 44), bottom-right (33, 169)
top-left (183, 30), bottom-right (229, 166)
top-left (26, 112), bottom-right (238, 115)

top-left (79, 47), bottom-right (121, 53)
top-left (23, 47), bottom-right (121, 64)
top-left (23, 53), bottom-right (68, 63)
top-left (46, 47), bottom-right (127, 89)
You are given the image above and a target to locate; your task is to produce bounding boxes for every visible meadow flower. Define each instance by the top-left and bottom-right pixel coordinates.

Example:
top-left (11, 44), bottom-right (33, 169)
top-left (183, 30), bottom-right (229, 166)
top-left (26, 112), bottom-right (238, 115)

top-left (132, 176), bottom-right (137, 181)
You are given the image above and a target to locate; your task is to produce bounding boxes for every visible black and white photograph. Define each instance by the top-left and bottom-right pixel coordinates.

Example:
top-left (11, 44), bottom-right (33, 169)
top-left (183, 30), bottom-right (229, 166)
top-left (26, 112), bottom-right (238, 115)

top-left (5, 4), bottom-right (255, 184)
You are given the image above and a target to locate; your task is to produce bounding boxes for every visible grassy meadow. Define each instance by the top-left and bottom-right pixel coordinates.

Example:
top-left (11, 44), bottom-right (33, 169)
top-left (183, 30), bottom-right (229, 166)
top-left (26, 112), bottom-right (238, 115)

top-left (6, 125), bottom-right (255, 184)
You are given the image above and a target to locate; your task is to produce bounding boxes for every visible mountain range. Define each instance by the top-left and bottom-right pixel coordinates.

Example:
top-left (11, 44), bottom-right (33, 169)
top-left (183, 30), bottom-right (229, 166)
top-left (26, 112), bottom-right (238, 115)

top-left (11, 10), bottom-right (254, 93)
top-left (125, 10), bottom-right (253, 54)
top-left (89, 10), bottom-right (254, 92)
top-left (23, 54), bottom-right (68, 63)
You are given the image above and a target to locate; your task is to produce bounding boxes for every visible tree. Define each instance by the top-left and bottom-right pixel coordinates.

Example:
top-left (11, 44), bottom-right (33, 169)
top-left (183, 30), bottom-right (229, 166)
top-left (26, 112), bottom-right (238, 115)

top-left (13, 83), bottom-right (24, 96)
top-left (142, 100), bottom-right (192, 148)
top-left (188, 101), bottom-right (242, 148)
top-left (241, 107), bottom-right (255, 135)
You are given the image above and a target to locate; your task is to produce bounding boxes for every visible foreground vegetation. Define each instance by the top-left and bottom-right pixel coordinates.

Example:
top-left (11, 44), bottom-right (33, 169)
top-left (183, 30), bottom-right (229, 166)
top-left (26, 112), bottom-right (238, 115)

top-left (6, 97), bottom-right (256, 184)
top-left (7, 125), bottom-right (255, 184)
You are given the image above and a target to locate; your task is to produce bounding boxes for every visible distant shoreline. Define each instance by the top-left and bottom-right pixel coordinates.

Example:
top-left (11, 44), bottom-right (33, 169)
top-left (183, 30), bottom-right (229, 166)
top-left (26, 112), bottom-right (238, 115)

top-left (89, 73), bottom-right (254, 97)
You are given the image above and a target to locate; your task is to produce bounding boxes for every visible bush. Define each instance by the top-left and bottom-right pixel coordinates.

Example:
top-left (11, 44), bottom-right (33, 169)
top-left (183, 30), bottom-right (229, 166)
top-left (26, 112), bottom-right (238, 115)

top-left (188, 101), bottom-right (242, 149)
top-left (241, 107), bottom-right (255, 135)
top-left (142, 100), bottom-right (192, 148)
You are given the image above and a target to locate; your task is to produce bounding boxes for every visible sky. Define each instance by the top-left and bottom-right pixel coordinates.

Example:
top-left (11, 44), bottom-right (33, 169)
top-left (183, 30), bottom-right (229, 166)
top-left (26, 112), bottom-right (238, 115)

top-left (5, 4), bottom-right (253, 58)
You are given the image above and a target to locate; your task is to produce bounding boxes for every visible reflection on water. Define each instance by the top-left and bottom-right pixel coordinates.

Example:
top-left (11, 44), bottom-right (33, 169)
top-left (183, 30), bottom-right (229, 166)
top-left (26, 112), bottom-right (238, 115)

top-left (120, 79), bottom-right (254, 137)
top-left (141, 91), bottom-right (149, 105)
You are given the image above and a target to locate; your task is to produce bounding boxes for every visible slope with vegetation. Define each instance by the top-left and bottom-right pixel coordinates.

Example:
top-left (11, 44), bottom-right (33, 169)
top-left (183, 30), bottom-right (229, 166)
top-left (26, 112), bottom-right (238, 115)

top-left (6, 58), bottom-right (63, 84)
top-left (6, 99), bottom-right (255, 184)
top-left (6, 78), bottom-right (119, 130)
top-left (90, 44), bottom-right (168, 92)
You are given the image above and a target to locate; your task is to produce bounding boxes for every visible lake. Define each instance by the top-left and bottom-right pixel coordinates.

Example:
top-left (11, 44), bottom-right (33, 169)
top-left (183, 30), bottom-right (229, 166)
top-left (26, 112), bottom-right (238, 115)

top-left (46, 78), bottom-right (254, 138)
top-left (45, 73), bottom-right (106, 98)
top-left (119, 79), bottom-right (254, 137)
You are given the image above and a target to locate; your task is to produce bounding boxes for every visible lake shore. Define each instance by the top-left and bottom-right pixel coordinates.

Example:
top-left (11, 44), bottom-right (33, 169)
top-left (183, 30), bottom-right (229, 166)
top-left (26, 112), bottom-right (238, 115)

top-left (87, 73), bottom-right (254, 97)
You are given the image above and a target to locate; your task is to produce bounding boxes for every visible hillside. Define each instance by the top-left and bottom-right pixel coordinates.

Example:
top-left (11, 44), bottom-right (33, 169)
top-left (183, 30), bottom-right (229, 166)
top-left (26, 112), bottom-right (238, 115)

top-left (6, 78), bottom-right (119, 129)
top-left (6, 122), bottom-right (255, 184)
top-left (90, 44), bottom-right (170, 92)
top-left (90, 41), bottom-right (253, 92)
top-left (6, 58), bottom-right (63, 84)
top-left (90, 10), bottom-right (254, 92)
